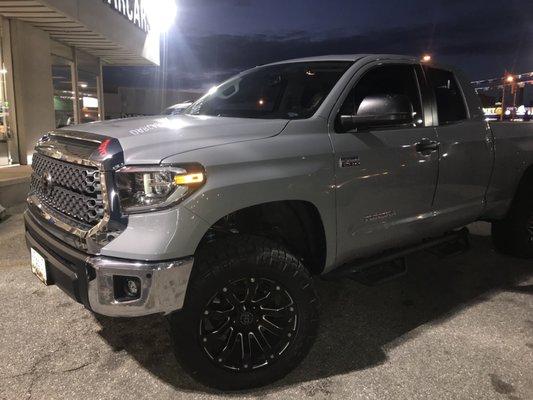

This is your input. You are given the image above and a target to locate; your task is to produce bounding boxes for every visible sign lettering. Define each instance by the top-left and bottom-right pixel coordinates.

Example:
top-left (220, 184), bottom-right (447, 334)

top-left (103, 0), bottom-right (150, 33)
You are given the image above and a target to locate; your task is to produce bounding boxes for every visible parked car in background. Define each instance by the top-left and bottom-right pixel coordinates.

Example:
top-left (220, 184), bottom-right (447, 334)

top-left (163, 101), bottom-right (193, 115)
top-left (25, 54), bottom-right (533, 390)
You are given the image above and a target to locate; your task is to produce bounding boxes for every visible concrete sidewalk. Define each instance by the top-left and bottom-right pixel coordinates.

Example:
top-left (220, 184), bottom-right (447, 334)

top-left (0, 165), bottom-right (31, 207)
top-left (0, 208), bottom-right (532, 400)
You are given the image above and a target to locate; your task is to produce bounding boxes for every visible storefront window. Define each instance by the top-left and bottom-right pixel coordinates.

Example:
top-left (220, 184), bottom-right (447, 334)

top-left (0, 22), bottom-right (15, 166)
top-left (52, 56), bottom-right (75, 128)
top-left (78, 69), bottom-right (100, 124)
top-left (0, 65), bottom-right (9, 165)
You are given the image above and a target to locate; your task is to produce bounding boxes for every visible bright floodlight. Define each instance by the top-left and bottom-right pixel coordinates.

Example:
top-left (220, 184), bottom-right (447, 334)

top-left (145, 0), bottom-right (178, 33)
top-left (421, 54), bottom-right (432, 62)
top-left (505, 75), bottom-right (515, 83)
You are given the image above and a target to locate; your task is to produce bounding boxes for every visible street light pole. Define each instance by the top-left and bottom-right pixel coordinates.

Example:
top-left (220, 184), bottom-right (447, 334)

top-left (501, 76), bottom-right (506, 121)
top-left (501, 72), bottom-right (515, 121)
top-left (512, 82), bottom-right (517, 112)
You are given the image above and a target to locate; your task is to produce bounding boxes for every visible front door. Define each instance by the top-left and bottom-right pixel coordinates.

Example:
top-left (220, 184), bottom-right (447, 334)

top-left (330, 62), bottom-right (439, 263)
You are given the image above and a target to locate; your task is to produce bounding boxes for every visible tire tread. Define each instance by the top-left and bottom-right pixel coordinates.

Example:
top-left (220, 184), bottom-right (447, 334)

top-left (170, 234), bottom-right (319, 390)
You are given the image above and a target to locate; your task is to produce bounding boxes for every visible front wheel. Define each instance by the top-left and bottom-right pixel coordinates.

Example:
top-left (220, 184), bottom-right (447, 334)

top-left (168, 235), bottom-right (319, 390)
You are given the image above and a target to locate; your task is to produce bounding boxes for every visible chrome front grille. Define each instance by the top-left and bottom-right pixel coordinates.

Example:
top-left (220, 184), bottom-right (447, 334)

top-left (30, 152), bottom-right (104, 226)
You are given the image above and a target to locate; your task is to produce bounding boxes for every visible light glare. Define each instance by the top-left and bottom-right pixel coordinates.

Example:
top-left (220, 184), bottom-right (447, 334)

top-left (144, 0), bottom-right (178, 33)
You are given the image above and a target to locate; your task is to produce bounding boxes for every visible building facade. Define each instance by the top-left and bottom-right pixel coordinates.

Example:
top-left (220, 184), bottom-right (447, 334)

top-left (0, 0), bottom-right (160, 166)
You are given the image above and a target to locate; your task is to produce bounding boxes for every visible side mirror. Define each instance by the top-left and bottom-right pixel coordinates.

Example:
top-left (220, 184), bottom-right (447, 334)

top-left (339, 94), bottom-right (414, 131)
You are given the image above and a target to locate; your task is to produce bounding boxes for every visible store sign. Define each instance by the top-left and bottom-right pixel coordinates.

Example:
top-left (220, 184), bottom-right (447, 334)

top-left (102, 0), bottom-right (150, 33)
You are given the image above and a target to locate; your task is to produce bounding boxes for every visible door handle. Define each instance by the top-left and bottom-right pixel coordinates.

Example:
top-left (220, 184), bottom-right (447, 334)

top-left (415, 138), bottom-right (439, 153)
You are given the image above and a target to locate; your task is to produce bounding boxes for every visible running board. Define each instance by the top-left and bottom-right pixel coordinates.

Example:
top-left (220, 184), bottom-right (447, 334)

top-left (325, 227), bottom-right (470, 281)
top-left (349, 258), bottom-right (407, 286)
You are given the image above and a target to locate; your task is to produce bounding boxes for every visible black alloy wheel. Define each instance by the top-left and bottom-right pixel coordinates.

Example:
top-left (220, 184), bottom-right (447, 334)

top-left (199, 277), bottom-right (298, 372)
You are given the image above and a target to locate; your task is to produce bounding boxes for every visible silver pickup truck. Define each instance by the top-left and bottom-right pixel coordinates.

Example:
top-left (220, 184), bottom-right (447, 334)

top-left (25, 54), bottom-right (533, 389)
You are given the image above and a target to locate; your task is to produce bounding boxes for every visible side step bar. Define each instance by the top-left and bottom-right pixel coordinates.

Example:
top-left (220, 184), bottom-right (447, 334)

top-left (325, 227), bottom-right (470, 281)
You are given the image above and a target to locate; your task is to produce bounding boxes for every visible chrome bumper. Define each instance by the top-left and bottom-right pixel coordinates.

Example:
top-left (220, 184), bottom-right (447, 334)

top-left (87, 256), bottom-right (194, 317)
top-left (25, 205), bottom-right (194, 318)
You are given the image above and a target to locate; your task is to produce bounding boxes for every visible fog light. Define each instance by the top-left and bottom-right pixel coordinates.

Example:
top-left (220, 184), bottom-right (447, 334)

top-left (113, 276), bottom-right (141, 301)
top-left (126, 279), bottom-right (140, 296)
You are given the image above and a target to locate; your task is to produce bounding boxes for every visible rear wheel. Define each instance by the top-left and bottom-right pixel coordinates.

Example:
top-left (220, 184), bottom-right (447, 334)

top-left (168, 235), bottom-right (319, 390)
top-left (492, 185), bottom-right (533, 258)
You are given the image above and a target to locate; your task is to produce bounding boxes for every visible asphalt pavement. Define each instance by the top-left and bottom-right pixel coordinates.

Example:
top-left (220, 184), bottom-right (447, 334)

top-left (0, 204), bottom-right (532, 399)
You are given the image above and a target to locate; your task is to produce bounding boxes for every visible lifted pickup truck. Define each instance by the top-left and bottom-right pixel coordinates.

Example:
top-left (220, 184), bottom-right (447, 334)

top-left (25, 54), bottom-right (533, 389)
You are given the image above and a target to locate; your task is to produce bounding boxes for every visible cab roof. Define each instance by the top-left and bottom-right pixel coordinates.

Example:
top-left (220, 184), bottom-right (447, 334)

top-left (264, 54), bottom-right (419, 66)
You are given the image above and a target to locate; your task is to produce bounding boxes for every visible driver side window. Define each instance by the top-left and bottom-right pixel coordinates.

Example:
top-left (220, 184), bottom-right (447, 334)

top-left (338, 64), bottom-right (423, 130)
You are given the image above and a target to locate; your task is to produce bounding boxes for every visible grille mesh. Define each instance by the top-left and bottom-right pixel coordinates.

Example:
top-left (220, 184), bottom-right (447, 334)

top-left (30, 153), bottom-right (104, 226)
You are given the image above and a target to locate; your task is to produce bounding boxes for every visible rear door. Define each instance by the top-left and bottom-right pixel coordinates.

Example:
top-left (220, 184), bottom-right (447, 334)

top-left (329, 62), bottom-right (439, 263)
top-left (424, 67), bottom-right (493, 226)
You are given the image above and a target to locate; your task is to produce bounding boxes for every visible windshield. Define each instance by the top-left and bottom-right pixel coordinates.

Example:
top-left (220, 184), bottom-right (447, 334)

top-left (186, 61), bottom-right (353, 119)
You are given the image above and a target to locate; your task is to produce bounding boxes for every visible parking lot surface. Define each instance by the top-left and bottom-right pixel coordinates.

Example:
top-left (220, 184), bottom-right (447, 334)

top-left (1, 205), bottom-right (532, 400)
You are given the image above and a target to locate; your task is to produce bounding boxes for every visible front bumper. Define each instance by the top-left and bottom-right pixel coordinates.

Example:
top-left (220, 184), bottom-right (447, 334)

top-left (24, 210), bottom-right (193, 317)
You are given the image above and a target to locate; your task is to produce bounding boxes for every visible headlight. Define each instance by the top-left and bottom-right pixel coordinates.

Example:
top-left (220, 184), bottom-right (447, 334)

top-left (116, 165), bottom-right (205, 213)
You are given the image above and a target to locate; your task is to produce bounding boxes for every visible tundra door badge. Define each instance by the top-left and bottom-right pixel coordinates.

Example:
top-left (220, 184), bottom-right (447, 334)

top-left (339, 156), bottom-right (360, 168)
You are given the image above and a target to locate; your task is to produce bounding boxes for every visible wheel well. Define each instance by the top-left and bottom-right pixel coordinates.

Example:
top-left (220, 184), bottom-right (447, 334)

top-left (508, 164), bottom-right (533, 213)
top-left (197, 201), bottom-right (327, 275)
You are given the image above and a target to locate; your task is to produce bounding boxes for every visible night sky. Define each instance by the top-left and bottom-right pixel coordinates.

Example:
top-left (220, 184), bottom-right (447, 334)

top-left (104, 0), bottom-right (533, 92)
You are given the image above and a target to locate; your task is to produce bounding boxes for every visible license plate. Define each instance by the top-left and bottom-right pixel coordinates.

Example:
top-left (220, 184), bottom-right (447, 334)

top-left (31, 248), bottom-right (48, 285)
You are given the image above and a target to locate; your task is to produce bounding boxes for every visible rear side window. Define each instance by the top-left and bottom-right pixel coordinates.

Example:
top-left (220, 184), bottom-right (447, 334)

top-left (425, 67), bottom-right (467, 124)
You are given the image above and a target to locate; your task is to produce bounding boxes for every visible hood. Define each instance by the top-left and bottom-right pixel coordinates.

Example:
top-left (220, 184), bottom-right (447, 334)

top-left (61, 115), bottom-right (289, 164)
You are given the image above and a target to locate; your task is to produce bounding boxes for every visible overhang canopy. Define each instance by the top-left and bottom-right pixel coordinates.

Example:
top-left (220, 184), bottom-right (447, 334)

top-left (0, 0), bottom-right (159, 66)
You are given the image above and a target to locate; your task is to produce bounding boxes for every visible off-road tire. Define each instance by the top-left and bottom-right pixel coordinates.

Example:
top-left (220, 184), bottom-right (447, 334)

top-left (168, 235), bottom-right (319, 390)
